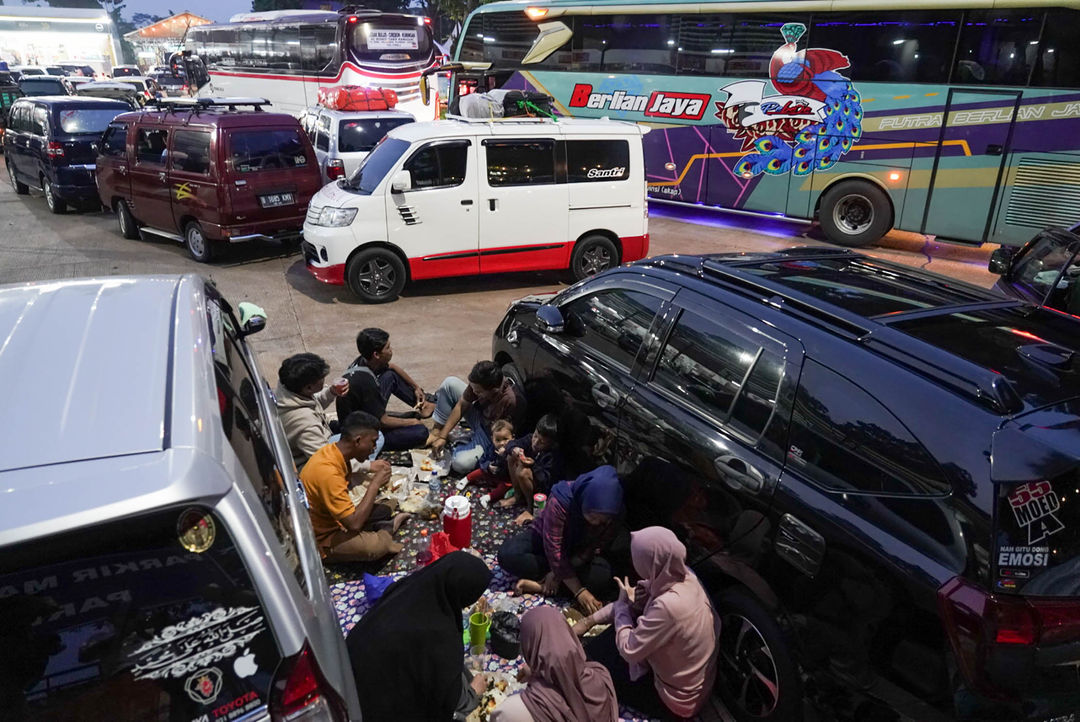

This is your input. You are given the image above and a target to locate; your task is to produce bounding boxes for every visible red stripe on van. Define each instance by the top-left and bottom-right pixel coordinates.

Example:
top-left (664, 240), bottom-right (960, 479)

top-left (621, 234), bottom-right (650, 262)
top-left (307, 262), bottom-right (346, 286)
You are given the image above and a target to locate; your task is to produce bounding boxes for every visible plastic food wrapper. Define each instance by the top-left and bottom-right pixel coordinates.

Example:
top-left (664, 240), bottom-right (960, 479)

top-left (363, 572), bottom-right (394, 604)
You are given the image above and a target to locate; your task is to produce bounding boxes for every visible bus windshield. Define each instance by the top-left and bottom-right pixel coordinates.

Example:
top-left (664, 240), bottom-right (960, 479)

top-left (347, 137), bottom-right (410, 194)
top-left (349, 19), bottom-right (433, 65)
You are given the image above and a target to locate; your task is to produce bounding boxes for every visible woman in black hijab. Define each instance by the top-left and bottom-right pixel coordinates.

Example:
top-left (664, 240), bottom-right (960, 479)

top-left (346, 551), bottom-right (492, 721)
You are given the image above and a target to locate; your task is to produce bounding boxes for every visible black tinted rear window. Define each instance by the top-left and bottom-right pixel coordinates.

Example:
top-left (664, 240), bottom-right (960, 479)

top-left (742, 258), bottom-right (987, 317)
top-left (229, 129), bottom-right (309, 173)
top-left (0, 506), bottom-right (280, 720)
top-left (892, 307), bottom-right (1080, 410)
top-left (338, 116), bottom-right (413, 153)
top-left (56, 107), bottom-right (124, 134)
top-left (20, 79), bottom-right (66, 95)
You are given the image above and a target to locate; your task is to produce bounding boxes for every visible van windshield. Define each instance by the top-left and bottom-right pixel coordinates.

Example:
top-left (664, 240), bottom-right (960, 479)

top-left (346, 136), bottom-right (409, 194)
top-left (0, 506), bottom-right (281, 719)
top-left (339, 116), bottom-right (414, 153)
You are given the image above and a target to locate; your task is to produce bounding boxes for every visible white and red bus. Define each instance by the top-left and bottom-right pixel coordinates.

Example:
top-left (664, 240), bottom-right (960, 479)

top-left (185, 9), bottom-right (437, 118)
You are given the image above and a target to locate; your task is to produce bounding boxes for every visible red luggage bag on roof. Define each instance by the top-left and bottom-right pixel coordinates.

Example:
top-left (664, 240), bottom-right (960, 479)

top-left (316, 85), bottom-right (398, 111)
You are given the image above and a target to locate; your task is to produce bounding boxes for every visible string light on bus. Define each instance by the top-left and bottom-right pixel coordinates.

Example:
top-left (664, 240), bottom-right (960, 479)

top-left (525, 6), bottom-right (548, 20)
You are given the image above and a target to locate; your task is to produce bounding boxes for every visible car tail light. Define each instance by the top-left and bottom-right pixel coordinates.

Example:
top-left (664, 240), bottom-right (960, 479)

top-left (46, 141), bottom-right (64, 158)
top-left (939, 576), bottom-right (1080, 696)
top-left (326, 159), bottom-right (345, 180)
top-left (423, 16), bottom-right (432, 23)
top-left (270, 644), bottom-right (346, 721)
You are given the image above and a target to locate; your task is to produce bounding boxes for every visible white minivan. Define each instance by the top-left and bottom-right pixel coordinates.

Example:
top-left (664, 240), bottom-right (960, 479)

top-left (302, 117), bottom-right (650, 303)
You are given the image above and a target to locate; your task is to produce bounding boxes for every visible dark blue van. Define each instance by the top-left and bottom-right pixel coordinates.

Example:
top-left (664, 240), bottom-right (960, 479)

top-left (3, 96), bottom-right (128, 213)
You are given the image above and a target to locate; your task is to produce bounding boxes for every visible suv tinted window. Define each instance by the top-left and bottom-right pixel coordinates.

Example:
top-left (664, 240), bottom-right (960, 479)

top-left (57, 107), bottom-right (122, 135)
top-left (135, 127), bottom-right (168, 165)
top-left (171, 129), bottom-right (211, 174)
top-left (562, 288), bottom-right (663, 369)
top-left (787, 361), bottom-right (949, 496)
top-left (31, 105), bottom-right (47, 135)
top-left (566, 139), bottom-right (630, 183)
top-left (486, 140), bottom-right (555, 186)
top-left (997, 470), bottom-right (1080, 597)
top-left (339, 116), bottom-right (413, 153)
top-left (404, 140), bottom-right (468, 189)
top-left (0, 506), bottom-right (280, 719)
top-left (229, 129), bottom-right (309, 173)
top-left (101, 123), bottom-right (126, 156)
top-left (315, 114), bottom-right (330, 152)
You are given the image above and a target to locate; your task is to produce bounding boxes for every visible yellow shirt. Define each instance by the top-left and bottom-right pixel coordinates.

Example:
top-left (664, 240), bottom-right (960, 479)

top-left (299, 442), bottom-right (355, 556)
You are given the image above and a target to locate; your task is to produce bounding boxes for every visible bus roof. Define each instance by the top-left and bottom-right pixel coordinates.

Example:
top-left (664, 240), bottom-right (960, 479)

top-left (469, 0), bottom-right (1080, 15)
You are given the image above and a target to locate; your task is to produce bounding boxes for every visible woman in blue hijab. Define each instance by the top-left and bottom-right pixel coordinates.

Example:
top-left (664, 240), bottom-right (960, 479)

top-left (497, 465), bottom-right (624, 614)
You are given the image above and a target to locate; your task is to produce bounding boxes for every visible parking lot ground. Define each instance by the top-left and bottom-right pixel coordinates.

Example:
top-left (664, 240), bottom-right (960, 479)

top-left (0, 162), bottom-right (995, 393)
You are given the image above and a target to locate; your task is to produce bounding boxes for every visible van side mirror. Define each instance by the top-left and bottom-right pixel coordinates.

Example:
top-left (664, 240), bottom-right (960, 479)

top-left (390, 170), bottom-right (412, 193)
top-left (536, 305), bottom-right (565, 334)
top-left (988, 247), bottom-right (1015, 277)
top-left (237, 302), bottom-right (267, 338)
top-left (419, 75), bottom-right (430, 106)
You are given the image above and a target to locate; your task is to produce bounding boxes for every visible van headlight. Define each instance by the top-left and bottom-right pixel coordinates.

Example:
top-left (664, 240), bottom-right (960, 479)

top-left (314, 207), bottom-right (358, 227)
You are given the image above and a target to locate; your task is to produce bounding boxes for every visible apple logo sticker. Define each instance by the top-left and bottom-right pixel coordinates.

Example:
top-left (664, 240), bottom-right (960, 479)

top-left (233, 649), bottom-right (257, 679)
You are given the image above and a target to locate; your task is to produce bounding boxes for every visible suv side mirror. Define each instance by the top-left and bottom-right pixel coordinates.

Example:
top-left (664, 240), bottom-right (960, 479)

top-left (988, 247), bottom-right (1015, 277)
top-left (390, 169), bottom-right (412, 193)
top-left (237, 302), bottom-right (267, 338)
top-left (536, 305), bottom-right (565, 334)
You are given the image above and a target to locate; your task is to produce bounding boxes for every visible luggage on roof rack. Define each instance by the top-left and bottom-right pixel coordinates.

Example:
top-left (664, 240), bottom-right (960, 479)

top-left (316, 85), bottom-right (398, 111)
top-left (456, 89), bottom-right (555, 120)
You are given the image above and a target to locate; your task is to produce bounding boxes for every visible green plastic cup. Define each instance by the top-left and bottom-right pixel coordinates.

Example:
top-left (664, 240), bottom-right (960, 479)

top-left (469, 612), bottom-right (491, 655)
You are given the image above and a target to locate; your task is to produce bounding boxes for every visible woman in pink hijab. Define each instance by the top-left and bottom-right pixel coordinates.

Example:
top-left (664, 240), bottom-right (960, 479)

top-left (490, 605), bottom-right (618, 722)
top-left (575, 526), bottom-right (721, 720)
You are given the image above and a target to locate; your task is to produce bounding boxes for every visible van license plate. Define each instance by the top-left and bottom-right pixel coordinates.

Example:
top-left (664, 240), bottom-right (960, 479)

top-left (259, 192), bottom-right (294, 208)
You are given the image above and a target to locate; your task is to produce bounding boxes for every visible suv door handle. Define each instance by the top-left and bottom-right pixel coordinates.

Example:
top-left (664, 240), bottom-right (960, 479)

top-left (461, 199), bottom-right (473, 206)
top-left (591, 383), bottom-right (621, 409)
top-left (714, 454), bottom-right (765, 494)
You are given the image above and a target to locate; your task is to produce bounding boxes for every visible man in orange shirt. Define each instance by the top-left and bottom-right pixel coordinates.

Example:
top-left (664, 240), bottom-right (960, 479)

top-left (300, 411), bottom-right (406, 562)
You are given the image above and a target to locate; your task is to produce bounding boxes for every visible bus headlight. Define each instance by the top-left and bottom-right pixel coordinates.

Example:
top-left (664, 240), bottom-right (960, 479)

top-left (314, 207), bottom-right (358, 227)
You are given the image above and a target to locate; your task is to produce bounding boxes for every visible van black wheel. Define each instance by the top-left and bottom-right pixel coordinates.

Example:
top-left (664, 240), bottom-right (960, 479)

top-left (184, 221), bottom-right (215, 263)
top-left (42, 176), bottom-right (65, 214)
top-left (715, 587), bottom-right (803, 722)
top-left (569, 235), bottom-right (618, 282)
top-left (346, 248), bottom-right (406, 303)
top-left (116, 200), bottom-right (139, 239)
top-left (6, 160), bottom-right (27, 195)
top-left (819, 180), bottom-right (892, 248)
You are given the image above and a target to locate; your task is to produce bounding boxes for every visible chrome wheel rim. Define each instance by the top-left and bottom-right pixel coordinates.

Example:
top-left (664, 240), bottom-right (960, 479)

top-left (187, 226), bottom-right (206, 258)
top-left (43, 179), bottom-right (55, 209)
top-left (718, 613), bottom-right (781, 717)
top-left (357, 257), bottom-right (396, 296)
top-left (118, 204), bottom-right (129, 235)
top-left (832, 194), bottom-right (873, 235)
top-left (579, 244), bottom-right (613, 276)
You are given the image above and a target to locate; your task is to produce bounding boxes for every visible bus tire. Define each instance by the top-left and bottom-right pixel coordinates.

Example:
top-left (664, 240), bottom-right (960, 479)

top-left (569, 234), bottom-right (618, 282)
top-left (346, 248), bottom-right (406, 303)
top-left (714, 586), bottom-right (803, 722)
top-left (819, 180), bottom-right (892, 248)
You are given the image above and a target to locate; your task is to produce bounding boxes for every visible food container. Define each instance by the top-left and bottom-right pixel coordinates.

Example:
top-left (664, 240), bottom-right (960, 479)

top-left (442, 495), bottom-right (472, 549)
top-left (490, 611), bottom-right (521, 659)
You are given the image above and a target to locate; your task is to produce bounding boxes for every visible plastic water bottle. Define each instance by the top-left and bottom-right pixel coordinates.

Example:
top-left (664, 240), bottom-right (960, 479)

top-left (428, 470), bottom-right (441, 502)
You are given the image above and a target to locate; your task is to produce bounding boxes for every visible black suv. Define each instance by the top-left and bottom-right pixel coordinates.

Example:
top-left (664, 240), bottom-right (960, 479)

top-left (493, 248), bottom-right (1080, 722)
top-left (4, 96), bottom-right (129, 213)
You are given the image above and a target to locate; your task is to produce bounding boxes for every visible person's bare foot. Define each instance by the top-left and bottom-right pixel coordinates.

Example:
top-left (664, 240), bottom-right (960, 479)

top-left (513, 511), bottom-right (534, 526)
top-left (374, 513), bottom-right (410, 534)
top-left (418, 399), bottom-right (437, 418)
top-left (513, 578), bottom-right (543, 596)
top-left (496, 497), bottom-right (517, 509)
top-left (391, 512), bottom-right (410, 533)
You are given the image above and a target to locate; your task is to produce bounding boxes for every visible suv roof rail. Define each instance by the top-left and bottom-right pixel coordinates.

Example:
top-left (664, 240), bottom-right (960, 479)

top-left (150, 97), bottom-right (271, 112)
top-left (445, 114), bottom-right (556, 124)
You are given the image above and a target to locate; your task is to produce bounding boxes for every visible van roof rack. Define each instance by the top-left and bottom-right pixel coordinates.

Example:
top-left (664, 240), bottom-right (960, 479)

top-left (150, 97), bottom-right (271, 112)
top-left (446, 114), bottom-right (556, 123)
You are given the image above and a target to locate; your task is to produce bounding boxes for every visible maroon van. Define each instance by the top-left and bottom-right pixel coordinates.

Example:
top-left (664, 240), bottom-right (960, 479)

top-left (96, 98), bottom-right (323, 262)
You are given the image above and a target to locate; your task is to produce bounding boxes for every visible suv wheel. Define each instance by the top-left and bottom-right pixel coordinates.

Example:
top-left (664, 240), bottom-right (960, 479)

top-left (819, 180), bottom-right (892, 248)
top-left (42, 176), bottom-right (65, 214)
top-left (6, 160), bottom-right (27, 195)
top-left (501, 362), bottom-right (524, 388)
top-left (715, 587), bottom-right (803, 722)
top-left (569, 235), bottom-right (618, 282)
top-left (346, 248), bottom-right (406, 303)
top-left (184, 221), bottom-right (215, 263)
top-left (116, 200), bottom-right (139, 240)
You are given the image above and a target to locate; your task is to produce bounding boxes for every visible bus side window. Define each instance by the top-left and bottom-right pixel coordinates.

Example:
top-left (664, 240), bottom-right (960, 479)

top-left (1032, 9), bottom-right (1080, 88)
top-left (953, 9), bottom-right (1042, 86)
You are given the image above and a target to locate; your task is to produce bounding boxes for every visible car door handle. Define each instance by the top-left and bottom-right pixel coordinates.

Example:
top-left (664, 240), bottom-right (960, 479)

top-left (591, 383), bottom-right (621, 409)
top-left (460, 199), bottom-right (473, 206)
top-left (986, 144), bottom-right (1003, 156)
top-left (714, 454), bottom-right (765, 494)
top-left (488, 198), bottom-right (497, 211)
top-left (158, 171), bottom-right (166, 182)
top-left (117, 166), bottom-right (126, 174)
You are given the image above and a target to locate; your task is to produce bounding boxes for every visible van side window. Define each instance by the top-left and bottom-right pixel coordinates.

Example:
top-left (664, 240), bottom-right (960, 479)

top-left (10, 103), bottom-right (26, 132)
top-left (136, 128), bottom-right (168, 165)
top-left (566, 140), bottom-right (630, 182)
top-left (315, 114), bottom-right (330, 152)
top-left (404, 140), bottom-right (469, 189)
top-left (31, 105), bottom-right (47, 136)
top-left (561, 288), bottom-right (664, 370)
top-left (786, 360), bottom-right (950, 496)
top-left (486, 140), bottom-right (555, 186)
top-left (171, 129), bottom-right (211, 174)
top-left (101, 124), bottom-right (127, 157)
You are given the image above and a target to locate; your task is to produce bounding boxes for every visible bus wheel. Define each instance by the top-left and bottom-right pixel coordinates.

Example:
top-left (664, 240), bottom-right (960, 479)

top-left (569, 235), bottom-right (618, 282)
top-left (819, 180), bottom-right (892, 248)
top-left (346, 248), bottom-right (406, 303)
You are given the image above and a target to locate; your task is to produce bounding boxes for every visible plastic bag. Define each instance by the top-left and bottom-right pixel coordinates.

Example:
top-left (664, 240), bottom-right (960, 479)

top-left (425, 531), bottom-right (460, 565)
top-left (363, 572), bottom-right (394, 603)
top-left (317, 85), bottom-right (398, 111)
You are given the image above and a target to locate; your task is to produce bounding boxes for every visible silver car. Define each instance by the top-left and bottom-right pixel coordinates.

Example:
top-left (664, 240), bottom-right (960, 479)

top-left (0, 275), bottom-right (358, 721)
top-left (300, 105), bottom-right (415, 184)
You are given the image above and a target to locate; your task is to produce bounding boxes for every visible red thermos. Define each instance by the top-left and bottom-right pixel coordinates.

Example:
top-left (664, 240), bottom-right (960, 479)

top-left (442, 495), bottom-right (472, 549)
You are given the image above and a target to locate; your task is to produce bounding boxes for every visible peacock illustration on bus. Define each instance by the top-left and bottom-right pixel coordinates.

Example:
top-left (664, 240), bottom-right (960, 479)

top-left (716, 23), bottom-right (863, 177)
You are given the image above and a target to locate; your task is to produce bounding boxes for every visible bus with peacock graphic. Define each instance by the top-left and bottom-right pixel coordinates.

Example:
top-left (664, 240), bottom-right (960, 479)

top-left (447, 0), bottom-right (1080, 248)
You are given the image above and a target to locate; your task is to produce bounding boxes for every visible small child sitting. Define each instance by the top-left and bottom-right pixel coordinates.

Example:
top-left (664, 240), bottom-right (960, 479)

top-left (497, 414), bottom-right (562, 519)
top-left (465, 419), bottom-right (514, 498)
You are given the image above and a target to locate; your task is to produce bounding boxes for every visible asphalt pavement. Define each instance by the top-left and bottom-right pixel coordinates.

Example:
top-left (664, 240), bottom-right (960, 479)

top-left (0, 160), bottom-right (997, 394)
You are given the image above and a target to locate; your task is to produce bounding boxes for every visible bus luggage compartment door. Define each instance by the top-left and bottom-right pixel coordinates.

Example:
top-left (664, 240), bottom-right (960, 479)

top-left (921, 89), bottom-right (1021, 243)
